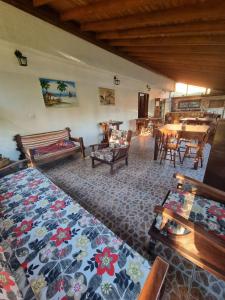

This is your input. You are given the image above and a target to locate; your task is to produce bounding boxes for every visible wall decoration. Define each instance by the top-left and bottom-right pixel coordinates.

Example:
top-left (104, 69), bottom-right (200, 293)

top-left (98, 87), bottom-right (115, 105)
top-left (39, 78), bottom-right (77, 107)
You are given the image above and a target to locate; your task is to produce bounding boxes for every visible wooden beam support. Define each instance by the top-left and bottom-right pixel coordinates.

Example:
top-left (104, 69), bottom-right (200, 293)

top-left (120, 45), bottom-right (225, 55)
top-left (143, 62), bottom-right (225, 73)
top-left (61, 0), bottom-right (193, 22)
top-left (129, 53), bottom-right (225, 63)
top-left (81, 0), bottom-right (225, 32)
top-left (33, 0), bottom-right (54, 7)
top-left (110, 35), bottom-right (225, 47)
top-left (97, 20), bottom-right (225, 40)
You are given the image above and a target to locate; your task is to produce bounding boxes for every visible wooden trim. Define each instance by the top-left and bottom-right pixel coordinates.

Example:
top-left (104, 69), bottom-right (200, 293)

top-left (174, 173), bottom-right (225, 204)
top-left (139, 256), bottom-right (169, 300)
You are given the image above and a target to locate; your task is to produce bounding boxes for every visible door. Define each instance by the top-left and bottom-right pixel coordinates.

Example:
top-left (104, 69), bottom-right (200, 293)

top-left (138, 92), bottom-right (149, 118)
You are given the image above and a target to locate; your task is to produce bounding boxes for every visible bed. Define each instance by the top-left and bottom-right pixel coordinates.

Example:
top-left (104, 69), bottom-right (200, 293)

top-left (0, 168), bottom-right (168, 300)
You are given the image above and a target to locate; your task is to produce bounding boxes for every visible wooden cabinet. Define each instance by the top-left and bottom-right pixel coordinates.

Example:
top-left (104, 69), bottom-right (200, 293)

top-left (204, 119), bottom-right (225, 191)
top-left (154, 98), bottom-right (165, 119)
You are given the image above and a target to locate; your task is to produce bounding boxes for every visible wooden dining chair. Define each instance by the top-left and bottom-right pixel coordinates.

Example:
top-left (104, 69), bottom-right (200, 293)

top-left (182, 132), bottom-right (209, 169)
top-left (160, 133), bottom-right (182, 167)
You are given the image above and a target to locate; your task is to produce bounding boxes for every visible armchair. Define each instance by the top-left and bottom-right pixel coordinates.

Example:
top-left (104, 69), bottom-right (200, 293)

top-left (90, 129), bottom-right (132, 174)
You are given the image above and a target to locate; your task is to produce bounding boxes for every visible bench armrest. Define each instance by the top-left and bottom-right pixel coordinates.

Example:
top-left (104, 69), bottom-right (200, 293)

top-left (174, 173), bottom-right (225, 204)
top-left (90, 143), bottom-right (109, 151)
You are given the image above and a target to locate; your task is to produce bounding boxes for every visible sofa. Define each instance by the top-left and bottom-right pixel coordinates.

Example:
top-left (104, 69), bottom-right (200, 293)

top-left (0, 167), bottom-right (168, 300)
top-left (14, 128), bottom-right (85, 167)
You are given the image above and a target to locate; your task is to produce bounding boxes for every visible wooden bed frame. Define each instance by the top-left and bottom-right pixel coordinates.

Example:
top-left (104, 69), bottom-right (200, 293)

top-left (149, 173), bottom-right (225, 281)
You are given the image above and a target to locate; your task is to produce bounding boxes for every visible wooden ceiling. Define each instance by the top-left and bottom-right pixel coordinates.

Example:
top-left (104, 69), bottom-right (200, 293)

top-left (4, 0), bottom-right (225, 89)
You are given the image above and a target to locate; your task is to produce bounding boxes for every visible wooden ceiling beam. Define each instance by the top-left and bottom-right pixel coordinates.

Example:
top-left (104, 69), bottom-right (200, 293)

top-left (144, 62), bottom-right (225, 73)
top-left (129, 53), bottom-right (225, 62)
top-left (110, 35), bottom-right (225, 47)
top-left (97, 20), bottom-right (225, 40)
top-left (61, 0), bottom-right (195, 22)
top-left (33, 0), bottom-right (54, 7)
top-left (81, 0), bottom-right (225, 32)
top-left (120, 45), bottom-right (225, 54)
top-left (153, 72), bottom-right (225, 88)
top-left (146, 67), bottom-right (225, 86)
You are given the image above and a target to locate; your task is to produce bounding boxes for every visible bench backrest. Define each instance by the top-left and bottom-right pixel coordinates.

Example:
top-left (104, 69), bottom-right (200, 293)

top-left (17, 128), bottom-right (70, 150)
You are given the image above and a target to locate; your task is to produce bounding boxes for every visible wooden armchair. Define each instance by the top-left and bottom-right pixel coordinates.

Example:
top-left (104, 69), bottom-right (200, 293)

top-left (149, 173), bottom-right (225, 281)
top-left (90, 129), bottom-right (132, 174)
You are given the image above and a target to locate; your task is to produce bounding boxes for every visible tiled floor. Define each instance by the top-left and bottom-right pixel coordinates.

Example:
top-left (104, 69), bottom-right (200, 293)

top-left (41, 135), bottom-right (225, 300)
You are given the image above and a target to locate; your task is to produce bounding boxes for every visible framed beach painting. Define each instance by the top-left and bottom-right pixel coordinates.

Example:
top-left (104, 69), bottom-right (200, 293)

top-left (39, 78), bottom-right (77, 107)
top-left (98, 87), bottom-right (115, 105)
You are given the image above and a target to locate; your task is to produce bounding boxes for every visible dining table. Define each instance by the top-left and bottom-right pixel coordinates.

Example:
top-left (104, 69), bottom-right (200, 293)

top-left (154, 123), bottom-right (209, 161)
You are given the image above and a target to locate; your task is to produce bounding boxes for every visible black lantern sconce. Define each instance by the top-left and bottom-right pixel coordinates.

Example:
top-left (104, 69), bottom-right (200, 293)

top-left (146, 84), bottom-right (151, 91)
top-left (14, 50), bottom-right (28, 66)
top-left (114, 75), bottom-right (120, 85)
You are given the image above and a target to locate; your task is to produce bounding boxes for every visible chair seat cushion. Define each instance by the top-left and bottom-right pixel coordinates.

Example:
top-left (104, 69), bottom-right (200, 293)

top-left (91, 147), bottom-right (113, 162)
top-left (155, 190), bottom-right (225, 241)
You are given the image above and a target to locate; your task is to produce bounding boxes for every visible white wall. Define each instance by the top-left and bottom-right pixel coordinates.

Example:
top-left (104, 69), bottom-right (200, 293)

top-left (0, 2), bottom-right (174, 160)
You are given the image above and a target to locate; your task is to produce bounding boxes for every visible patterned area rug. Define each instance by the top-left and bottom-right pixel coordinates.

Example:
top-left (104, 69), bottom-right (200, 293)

top-left (41, 136), bottom-right (225, 300)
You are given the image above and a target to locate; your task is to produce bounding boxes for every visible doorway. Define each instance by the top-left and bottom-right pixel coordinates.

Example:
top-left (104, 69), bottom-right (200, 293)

top-left (138, 92), bottom-right (149, 118)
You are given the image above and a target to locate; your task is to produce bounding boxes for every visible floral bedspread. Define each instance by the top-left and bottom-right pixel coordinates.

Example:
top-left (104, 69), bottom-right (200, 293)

top-left (155, 189), bottom-right (225, 241)
top-left (0, 168), bottom-right (150, 300)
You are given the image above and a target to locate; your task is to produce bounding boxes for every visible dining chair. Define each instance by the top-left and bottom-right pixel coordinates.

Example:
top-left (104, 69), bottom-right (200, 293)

top-left (182, 132), bottom-right (209, 169)
top-left (160, 133), bottom-right (182, 167)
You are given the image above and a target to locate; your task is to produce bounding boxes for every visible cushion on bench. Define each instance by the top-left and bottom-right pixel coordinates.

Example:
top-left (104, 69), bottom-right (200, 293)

top-left (0, 168), bottom-right (151, 300)
top-left (155, 189), bottom-right (225, 241)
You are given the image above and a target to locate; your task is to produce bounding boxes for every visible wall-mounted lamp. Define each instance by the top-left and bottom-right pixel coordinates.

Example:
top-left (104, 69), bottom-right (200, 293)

top-left (114, 75), bottom-right (120, 85)
top-left (14, 50), bottom-right (27, 66)
top-left (146, 84), bottom-right (151, 91)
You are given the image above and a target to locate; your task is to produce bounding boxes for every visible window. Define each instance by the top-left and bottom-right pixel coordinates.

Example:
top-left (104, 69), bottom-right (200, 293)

top-left (173, 82), bottom-right (211, 97)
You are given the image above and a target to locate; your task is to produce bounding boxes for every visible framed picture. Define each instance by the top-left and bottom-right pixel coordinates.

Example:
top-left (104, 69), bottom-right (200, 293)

top-left (39, 78), bottom-right (77, 107)
top-left (178, 100), bottom-right (201, 110)
top-left (98, 87), bottom-right (115, 105)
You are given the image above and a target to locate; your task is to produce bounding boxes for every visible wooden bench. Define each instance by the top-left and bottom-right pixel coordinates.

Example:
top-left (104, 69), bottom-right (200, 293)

top-left (14, 127), bottom-right (85, 167)
top-left (149, 173), bottom-right (225, 281)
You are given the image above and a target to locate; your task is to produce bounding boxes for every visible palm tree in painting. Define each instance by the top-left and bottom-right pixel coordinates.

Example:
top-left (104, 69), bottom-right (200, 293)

top-left (57, 81), bottom-right (68, 98)
top-left (40, 79), bottom-right (50, 95)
